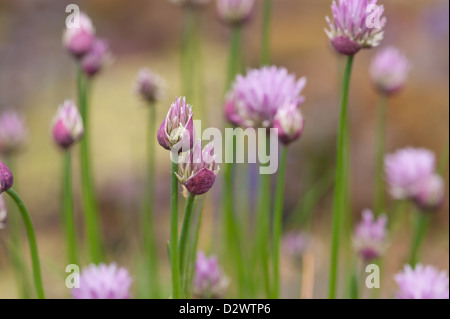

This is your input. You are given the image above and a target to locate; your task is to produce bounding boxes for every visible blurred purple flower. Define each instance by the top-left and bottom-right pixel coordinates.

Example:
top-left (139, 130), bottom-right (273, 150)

top-left (395, 264), bottom-right (449, 299)
top-left (217, 0), bottom-right (255, 26)
top-left (81, 39), bottom-right (110, 77)
top-left (385, 148), bottom-right (436, 200)
top-left (157, 97), bottom-right (194, 153)
top-left (370, 47), bottom-right (412, 95)
top-left (273, 102), bottom-right (305, 145)
top-left (325, 0), bottom-right (386, 56)
top-left (0, 161), bottom-right (13, 194)
top-left (0, 195), bottom-right (7, 229)
top-left (71, 263), bottom-right (133, 299)
top-left (353, 209), bottom-right (388, 261)
top-left (176, 140), bottom-right (219, 195)
top-left (52, 100), bottom-right (84, 150)
top-left (193, 251), bottom-right (229, 299)
top-left (225, 66), bottom-right (306, 128)
top-left (134, 68), bottom-right (166, 103)
top-left (63, 13), bottom-right (96, 58)
top-left (282, 231), bottom-right (310, 262)
top-left (414, 174), bottom-right (445, 212)
top-left (0, 111), bottom-right (27, 156)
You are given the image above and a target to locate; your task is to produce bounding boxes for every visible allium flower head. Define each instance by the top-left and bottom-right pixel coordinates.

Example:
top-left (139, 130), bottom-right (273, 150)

top-left (385, 148), bottom-right (436, 200)
top-left (63, 12), bottom-right (96, 58)
top-left (395, 264), bottom-right (449, 299)
top-left (134, 68), bottom-right (166, 103)
top-left (0, 161), bottom-right (13, 194)
top-left (0, 111), bottom-right (27, 155)
top-left (225, 66), bottom-right (306, 129)
top-left (193, 251), bottom-right (230, 299)
top-left (52, 100), bottom-right (84, 150)
top-left (282, 231), bottom-right (310, 262)
top-left (0, 195), bottom-right (7, 229)
top-left (353, 209), bottom-right (388, 260)
top-left (217, 0), bottom-right (255, 26)
top-left (325, 0), bottom-right (386, 56)
top-left (175, 140), bottom-right (219, 195)
top-left (169, 0), bottom-right (210, 8)
top-left (414, 174), bottom-right (445, 212)
top-left (71, 263), bottom-right (133, 299)
top-left (157, 97), bottom-right (195, 153)
top-left (81, 39), bottom-right (110, 77)
top-left (370, 47), bottom-right (412, 95)
top-left (273, 102), bottom-right (305, 145)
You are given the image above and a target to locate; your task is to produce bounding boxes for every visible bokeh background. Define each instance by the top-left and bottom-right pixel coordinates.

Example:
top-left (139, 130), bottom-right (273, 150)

top-left (0, 0), bottom-right (448, 298)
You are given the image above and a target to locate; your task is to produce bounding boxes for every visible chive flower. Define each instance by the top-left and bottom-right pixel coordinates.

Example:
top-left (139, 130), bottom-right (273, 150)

top-left (217, 0), bottom-right (255, 26)
top-left (0, 111), bottom-right (27, 156)
top-left (52, 100), bottom-right (84, 150)
top-left (273, 101), bottom-right (305, 145)
top-left (134, 68), bottom-right (166, 103)
top-left (193, 251), bottom-right (230, 299)
top-left (353, 209), bottom-right (388, 261)
top-left (63, 12), bottom-right (96, 58)
top-left (81, 39), bottom-right (110, 77)
top-left (0, 161), bottom-right (13, 194)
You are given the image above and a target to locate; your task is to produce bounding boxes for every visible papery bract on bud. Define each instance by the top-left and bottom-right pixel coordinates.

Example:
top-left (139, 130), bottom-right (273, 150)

top-left (81, 39), bottom-right (110, 77)
top-left (157, 97), bottom-right (194, 153)
top-left (71, 263), bottom-right (133, 299)
top-left (175, 140), bottom-right (219, 195)
top-left (325, 0), bottom-right (387, 56)
top-left (282, 231), bottom-right (310, 262)
top-left (193, 251), bottom-right (230, 299)
top-left (395, 264), bottom-right (449, 299)
top-left (0, 161), bottom-right (13, 194)
top-left (0, 111), bottom-right (27, 156)
top-left (385, 148), bottom-right (436, 200)
top-left (414, 174), bottom-right (445, 212)
top-left (273, 102), bottom-right (305, 145)
top-left (225, 66), bottom-right (306, 129)
top-left (370, 47), bottom-right (412, 95)
top-left (63, 13), bottom-right (96, 58)
top-left (134, 68), bottom-right (166, 103)
top-left (0, 195), bottom-right (7, 229)
top-left (353, 209), bottom-right (388, 261)
top-left (52, 100), bottom-right (84, 150)
top-left (217, 0), bottom-right (255, 26)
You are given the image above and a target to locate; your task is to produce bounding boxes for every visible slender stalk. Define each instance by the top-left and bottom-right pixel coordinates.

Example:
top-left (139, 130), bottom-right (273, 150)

top-left (328, 55), bottom-right (354, 299)
top-left (62, 151), bottom-right (78, 265)
top-left (170, 161), bottom-right (181, 299)
top-left (77, 67), bottom-right (102, 263)
top-left (272, 146), bottom-right (288, 299)
top-left (186, 197), bottom-right (204, 298)
top-left (261, 0), bottom-right (272, 65)
top-left (181, 9), bottom-right (195, 101)
top-left (6, 188), bottom-right (45, 299)
top-left (179, 193), bottom-right (195, 294)
top-left (226, 26), bottom-right (242, 90)
top-left (374, 95), bottom-right (387, 215)
top-left (409, 211), bottom-right (430, 267)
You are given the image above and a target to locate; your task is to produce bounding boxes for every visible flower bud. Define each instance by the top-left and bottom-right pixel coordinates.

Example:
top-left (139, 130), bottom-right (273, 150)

top-left (273, 102), bottom-right (304, 145)
top-left (353, 209), bottom-right (388, 261)
top-left (81, 39), bottom-right (110, 77)
top-left (63, 13), bottom-right (96, 58)
top-left (193, 251), bottom-right (229, 299)
top-left (217, 0), bottom-right (255, 26)
top-left (134, 68), bottom-right (166, 103)
top-left (0, 161), bottom-right (13, 194)
top-left (414, 174), bottom-right (445, 212)
top-left (0, 111), bottom-right (27, 156)
top-left (52, 100), bottom-right (84, 149)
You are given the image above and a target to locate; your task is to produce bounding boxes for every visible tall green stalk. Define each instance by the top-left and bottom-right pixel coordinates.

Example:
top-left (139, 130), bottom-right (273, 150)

top-left (6, 188), bottom-right (45, 299)
top-left (374, 95), bottom-right (387, 215)
top-left (62, 151), bottom-right (78, 265)
top-left (328, 55), bottom-right (354, 299)
top-left (170, 160), bottom-right (181, 299)
top-left (227, 27), bottom-right (242, 89)
top-left (77, 67), bottom-right (102, 263)
top-left (272, 146), bottom-right (288, 299)
top-left (179, 193), bottom-right (195, 296)
top-left (261, 0), bottom-right (272, 65)
top-left (409, 211), bottom-right (430, 267)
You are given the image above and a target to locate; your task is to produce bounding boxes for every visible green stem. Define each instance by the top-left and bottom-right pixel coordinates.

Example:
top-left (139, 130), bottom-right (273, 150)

top-left (170, 161), bottom-right (181, 299)
top-left (272, 146), bottom-right (288, 299)
top-left (328, 55), bottom-right (354, 299)
top-left (6, 189), bottom-right (45, 299)
top-left (179, 193), bottom-right (195, 295)
top-left (374, 95), bottom-right (387, 215)
top-left (226, 26), bottom-right (242, 90)
top-left (409, 211), bottom-right (430, 267)
top-left (62, 151), bottom-right (78, 265)
top-left (77, 67), bottom-right (102, 263)
top-left (186, 197), bottom-right (204, 298)
top-left (261, 0), bottom-right (272, 65)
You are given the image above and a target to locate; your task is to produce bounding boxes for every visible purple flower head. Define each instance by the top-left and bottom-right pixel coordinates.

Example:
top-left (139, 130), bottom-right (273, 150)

top-left (0, 111), bottom-right (27, 155)
top-left (414, 174), bottom-right (445, 212)
top-left (157, 97), bottom-right (195, 153)
top-left (217, 0), bottom-right (255, 26)
top-left (193, 251), bottom-right (230, 299)
top-left (282, 231), bottom-right (310, 262)
top-left (0, 161), bottom-right (13, 194)
top-left (273, 102), bottom-right (305, 145)
top-left (0, 195), bottom-right (7, 230)
top-left (370, 47), bottom-right (412, 95)
top-left (385, 148), bottom-right (436, 200)
top-left (353, 209), bottom-right (388, 261)
top-left (175, 140), bottom-right (219, 195)
top-left (169, 0), bottom-right (210, 8)
top-left (134, 68), bottom-right (166, 103)
top-left (52, 100), bottom-right (84, 150)
top-left (225, 66), bottom-right (306, 129)
top-left (71, 263), bottom-right (133, 299)
top-left (63, 13), bottom-right (96, 58)
top-left (81, 39), bottom-right (110, 77)
top-left (325, 0), bottom-right (386, 56)
top-left (395, 264), bottom-right (449, 299)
